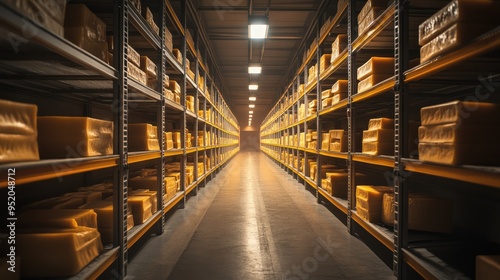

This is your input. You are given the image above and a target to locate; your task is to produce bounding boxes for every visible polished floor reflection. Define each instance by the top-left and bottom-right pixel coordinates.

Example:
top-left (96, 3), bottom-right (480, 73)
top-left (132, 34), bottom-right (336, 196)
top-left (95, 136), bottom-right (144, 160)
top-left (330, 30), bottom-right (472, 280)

top-left (128, 151), bottom-right (395, 280)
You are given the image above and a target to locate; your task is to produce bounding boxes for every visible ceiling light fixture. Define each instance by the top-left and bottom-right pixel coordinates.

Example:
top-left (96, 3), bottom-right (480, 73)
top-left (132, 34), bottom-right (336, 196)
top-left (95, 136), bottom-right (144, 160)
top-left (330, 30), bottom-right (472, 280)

top-left (249, 111), bottom-right (253, 114)
top-left (249, 96), bottom-right (256, 101)
top-left (248, 63), bottom-right (262, 74)
top-left (248, 16), bottom-right (269, 39)
top-left (249, 104), bottom-right (255, 108)
top-left (249, 83), bottom-right (258, 90)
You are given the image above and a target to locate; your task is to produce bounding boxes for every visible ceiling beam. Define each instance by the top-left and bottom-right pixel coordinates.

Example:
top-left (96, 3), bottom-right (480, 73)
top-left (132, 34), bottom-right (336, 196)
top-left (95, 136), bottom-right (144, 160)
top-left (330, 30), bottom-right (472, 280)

top-left (198, 6), bottom-right (316, 12)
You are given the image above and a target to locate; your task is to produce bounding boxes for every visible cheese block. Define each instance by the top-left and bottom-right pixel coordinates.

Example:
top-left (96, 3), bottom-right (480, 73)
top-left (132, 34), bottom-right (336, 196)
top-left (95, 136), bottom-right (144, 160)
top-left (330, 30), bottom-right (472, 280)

top-left (363, 129), bottom-right (394, 143)
top-left (368, 118), bottom-right (394, 130)
top-left (322, 97), bottom-right (333, 108)
top-left (319, 54), bottom-right (331, 73)
top-left (309, 99), bottom-right (318, 108)
top-left (165, 25), bottom-right (173, 51)
top-left (357, 57), bottom-right (394, 81)
top-left (128, 123), bottom-right (160, 151)
top-left (37, 116), bottom-right (113, 158)
top-left (64, 4), bottom-right (108, 63)
top-left (0, 99), bottom-right (37, 136)
top-left (142, 7), bottom-right (159, 35)
top-left (357, 74), bottom-right (392, 93)
top-left (139, 168), bottom-right (157, 177)
top-left (329, 129), bottom-right (347, 152)
top-left (332, 93), bottom-right (347, 105)
top-left (79, 200), bottom-right (113, 229)
top-left (169, 80), bottom-right (181, 94)
top-left (163, 74), bottom-right (170, 88)
top-left (308, 64), bottom-right (316, 82)
top-left (173, 49), bottom-right (182, 63)
top-left (418, 0), bottom-right (500, 45)
top-left (62, 191), bottom-right (102, 203)
top-left (0, 134), bottom-right (39, 163)
top-left (140, 56), bottom-right (157, 78)
top-left (18, 227), bottom-right (103, 278)
top-left (476, 255), bottom-right (500, 280)
top-left (331, 34), bottom-right (347, 63)
top-left (17, 209), bottom-right (98, 229)
top-left (418, 123), bottom-right (500, 143)
top-left (321, 179), bottom-right (332, 195)
top-left (420, 23), bottom-right (495, 63)
top-left (420, 101), bottom-right (500, 126)
top-left (129, 62), bottom-right (147, 85)
top-left (418, 142), bottom-right (500, 165)
top-left (331, 79), bottom-right (348, 94)
top-left (358, 0), bottom-right (389, 24)
top-left (382, 193), bottom-right (453, 233)
top-left (355, 185), bottom-right (392, 223)
top-left (358, 7), bottom-right (386, 36)
top-left (128, 195), bottom-right (152, 224)
top-left (362, 141), bottom-right (394, 156)
top-left (3, 0), bottom-right (66, 37)
top-left (128, 45), bottom-right (141, 67)
top-left (98, 213), bottom-right (134, 243)
top-left (321, 89), bottom-right (333, 99)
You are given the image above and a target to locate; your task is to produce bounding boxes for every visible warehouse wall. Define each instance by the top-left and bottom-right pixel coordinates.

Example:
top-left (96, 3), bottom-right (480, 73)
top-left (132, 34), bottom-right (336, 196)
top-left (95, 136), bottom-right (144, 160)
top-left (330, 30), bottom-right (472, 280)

top-left (240, 131), bottom-right (260, 151)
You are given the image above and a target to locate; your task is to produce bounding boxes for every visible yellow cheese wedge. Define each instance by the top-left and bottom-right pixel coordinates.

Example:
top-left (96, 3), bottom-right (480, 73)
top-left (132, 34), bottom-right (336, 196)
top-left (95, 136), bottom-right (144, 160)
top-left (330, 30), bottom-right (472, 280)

top-left (358, 0), bottom-right (389, 24)
top-left (357, 57), bottom-right (394, 81)
top-left (331, 34), bottom-right (347, 63)
top-left (129, 62), bottom-right (147, 84)
top-left (418, 142), bottom-right (500, 166)
top-left (362, 129), bottom-right (394, 143)
top-left (362, 141), bottom-right (394, 156)
top-left (79, 200), bottom-right (113, 229)
top-left (418, 0), bottom-right (500, 45)
top-left (17, 209), bottom-right (97, 229)
top-left (37, 116), bottom-right (113, 158)
top-left (165, 132), bottom-right (173, 140)
top-left (322, 97), bottom-right (333, 108)
top-left (356, 185), bottom-right (392, 222)
top-left (368, 118), bottom-right (394, 130)
top-left (476, 255), bottom-right (500, 280)
top-left (128, 195), bottom-right (152, 224)
top-left (129, 175), bottom-right (163, 191)
top-left (357, 74), bottom-right (393, 93)
top-left (309, 99), bottom-right (318, 108)
top-left (18, 227), bottom-right (103, 278)
top-left (420, 101), bottom-right (500, 126)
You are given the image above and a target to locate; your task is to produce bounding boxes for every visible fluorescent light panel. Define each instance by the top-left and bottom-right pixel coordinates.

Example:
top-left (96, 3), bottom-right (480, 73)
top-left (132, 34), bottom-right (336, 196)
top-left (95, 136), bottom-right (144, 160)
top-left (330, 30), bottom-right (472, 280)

top-left (249, 111), bottom-right (253, 114)
top-left (249, 104), bottom-right (255, 108)
top-left (248, 65), bottom-right (262, 74)
top-left (249, 84), bottom-right (258, 90)
top-left (249, 96), bottom-right (256, 101)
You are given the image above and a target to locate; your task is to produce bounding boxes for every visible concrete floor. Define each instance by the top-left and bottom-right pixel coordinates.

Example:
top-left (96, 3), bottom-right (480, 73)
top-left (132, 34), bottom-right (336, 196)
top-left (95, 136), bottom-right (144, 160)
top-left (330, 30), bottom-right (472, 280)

top-left (128, 151), bottom-right (395, 280)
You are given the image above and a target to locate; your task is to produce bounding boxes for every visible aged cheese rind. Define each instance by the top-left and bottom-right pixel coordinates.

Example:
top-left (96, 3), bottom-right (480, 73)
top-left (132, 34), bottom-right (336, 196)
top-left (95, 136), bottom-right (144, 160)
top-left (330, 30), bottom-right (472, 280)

top-left (17, 209), bottom-right (97, 229)
top-left (418, 123), bottom-right (500, 143)
top-left (420, 23), bottom-right (494, 63)
top-left (418, 142), bottom-right (500, 165)
top-left (362, 141), bottom-right (394, 156)
top-left (368, 118), bottom-right (394, 130)
top-left (0, 134), bottom-right (39, 163)
top-left (18, 227), bottom-right (103, 278)
top-left (418, 0), bottom-right (500, 45)
top-left (357, 74), bottom-right (392, 93)
top-left (357, 57), bottom-right (394, 80)
top-left (362, 129), bottom-right (394, 143)
top-left (420, 101), bottom-right (500, 126)
top-left (0, 99), bottom-right (38, 135)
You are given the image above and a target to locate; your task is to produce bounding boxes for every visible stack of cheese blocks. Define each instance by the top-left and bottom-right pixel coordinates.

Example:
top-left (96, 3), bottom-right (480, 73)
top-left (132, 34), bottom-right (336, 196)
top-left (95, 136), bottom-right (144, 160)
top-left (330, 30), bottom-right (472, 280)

top-left (127, 44), bottom-right (147, 85)
top-left (186, 95), bottom-right (195, 112)
top-left (142, 7), bottom-right (159, 35)
top-left (169, 80), bottom-right (182, 104)
top-left (38, 116), bottom-right (113, 158)
top-left (321, 132), bottom-right (330, 150)
top-left (173, 131), bottom-right (181, 149)
top-left (357, 57), bottom-right (394, 93)
top-left (16, 209), bottom-right (103, 278)
top-left (358, 0), bottom-right (388, 36)
top-left (308, 99), bottom-right (317, 116)
top-left (165, 172), bottom-right (180, 202)
top-left (321, 88), bottom-right (334, 109)
top-left (382, 192), bottom-right (453, 233)
top-left (331, 34), bottom-right (347, 64)
top-left (332, 80), bottom-right (348, 105)
top-left (319, 54), bottom-right (331, 74)
top-left (322, 172), bottom-right (370, 198)
top-left (418, 101), bottom-right (500, 165)
top-left (164, 131), bottom-right (174, 150)
top-left (362, 118), bottom-right (394, 156)
top-left (356, 185), bottom-right (392, 223)
top-left (128, 123), bottom-right (160, 152)
top-left (329, 129), bottom-right (348, 152)
top-left (419, 0), bottom-right (500, 63)
top-left (64, 4), bottom-right (109, 63)
top-left (0, 99), bottom-right (39, 163)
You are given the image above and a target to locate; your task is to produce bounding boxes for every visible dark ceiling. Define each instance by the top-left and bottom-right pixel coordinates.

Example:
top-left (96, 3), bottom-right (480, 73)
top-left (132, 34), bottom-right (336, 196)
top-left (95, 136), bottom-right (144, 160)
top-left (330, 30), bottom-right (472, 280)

top-left (194, 0), bottom-right (321, 129)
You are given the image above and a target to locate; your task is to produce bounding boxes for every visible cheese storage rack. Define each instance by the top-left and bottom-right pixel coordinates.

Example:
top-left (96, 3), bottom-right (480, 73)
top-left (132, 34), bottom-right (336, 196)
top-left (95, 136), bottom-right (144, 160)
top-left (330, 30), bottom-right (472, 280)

top-left (260, 0), bottom-right (500, 279)
top-left (0, 0), bottom-right (239, 279)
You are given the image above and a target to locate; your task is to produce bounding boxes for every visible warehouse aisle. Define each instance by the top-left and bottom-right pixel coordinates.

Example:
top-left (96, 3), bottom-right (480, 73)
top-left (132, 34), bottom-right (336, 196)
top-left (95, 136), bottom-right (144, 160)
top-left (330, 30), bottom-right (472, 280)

top-left (128, 151), bottom-right (394, 280)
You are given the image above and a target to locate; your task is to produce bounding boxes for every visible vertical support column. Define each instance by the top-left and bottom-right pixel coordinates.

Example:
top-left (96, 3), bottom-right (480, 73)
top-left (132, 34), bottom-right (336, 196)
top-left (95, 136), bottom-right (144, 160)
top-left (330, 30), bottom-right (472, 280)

top-left (314, 19), bottom-right (321, 200)
top-left (394, 0), bottom-right (409, 278)
top-left (180, 0), bottom-right (187, 209)
top-left (113, 0), bottom-right (128, 278)
top-left (347, 0), bottom-right (357, 234)
top-left (157, 0), bottom-right (166, 235)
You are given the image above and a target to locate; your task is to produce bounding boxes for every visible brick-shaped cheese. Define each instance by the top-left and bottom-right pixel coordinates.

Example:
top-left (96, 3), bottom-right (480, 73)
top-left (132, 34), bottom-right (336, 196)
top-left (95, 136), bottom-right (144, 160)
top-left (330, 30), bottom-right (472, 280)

top-left (0, 99), bottom-right (39, 163)
top-left (128, 195), bottom-right (152, 224)
top-left (128, 45), bottom-right (141, 67)
top-left (331, 79), bottom-right (348, 94)
top-left (319, 54), bottom-right (331, 73)
top-left (476, 255), bottom-right (500, 280)
top-left (358, 0), bottom-right (389, 24)
top-left (420, 101), bottom-right (500, 126)
top-left (368, 118), bottom-right (394, 130)
top-left (363, 129), bottom-right (394, 143)
top-left (418, 142), bottom-right (500, 165)
top-left (129, 62), bottom-right (147, 85)
top-left (418, 123), bottom-right (500, 143)
top-left (17, 227), bottom-right (103, 278)
top-left (321, 89), bottom-right (333, 99)
top-left (129, 123), bottom-right (160, 151)
top-left (332, 93), bottom-right (347, 105)
top-left (169, 80), bottom-right (181, 94)
top-left (357, 74), bottom-right (392, 93)
top-left (322, 97), bottom-right (333, 108)
top-left (420, 23), bottom-right (494, 63)
top-left (362, 141), bottom-right (393, 156)
top-left (331, 34), bottom-right (347, 63)
top-left (140, 56), bottom-right (157, 78)
top-left (356, 185), bottom-right (392, 223)
top-left (358, 7), bottom-right (386, 36)
top-left (4, 0), bottom-right (66, 37)
top-left (357, 57), bottom-right (394, 81)
top-left (418, 0), bottom-right (500, 45)
top-left (329, 129), bottom-right (347, 152)
top-left (17, 209), bottom-right (97, 229)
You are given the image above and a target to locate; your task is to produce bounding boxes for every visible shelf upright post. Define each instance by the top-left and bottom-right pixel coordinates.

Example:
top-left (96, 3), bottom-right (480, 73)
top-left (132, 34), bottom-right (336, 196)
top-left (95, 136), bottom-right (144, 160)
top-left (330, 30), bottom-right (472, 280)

top-left (347, 0), bottom-right (358, 234)
top-left (180, 0), bottom-right (187, 209)
top-left (394, 0), bottom-right (409, 278)
top-left (113, 0), bottom-right (129, 278)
